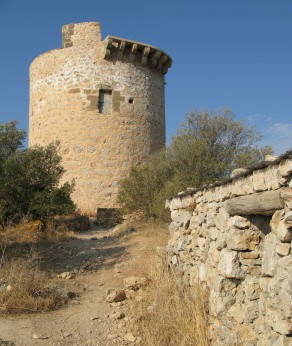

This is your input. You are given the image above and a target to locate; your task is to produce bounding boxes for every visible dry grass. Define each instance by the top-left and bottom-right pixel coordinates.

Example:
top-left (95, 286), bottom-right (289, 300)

top-left (127, 224), bottom-right (209, 346)
top-left (0, 252), bottom-right (68, 314)
top-left (0, 219), bottom-right (73, 245)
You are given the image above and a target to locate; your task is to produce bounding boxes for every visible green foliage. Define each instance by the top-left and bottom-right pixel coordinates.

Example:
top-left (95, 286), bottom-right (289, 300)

top-left (0, 121), bottom-right (25, 169)
top-left (0, 122), bottom-right (75, 224)
top-left (118, 109), bottom-right (274, 221)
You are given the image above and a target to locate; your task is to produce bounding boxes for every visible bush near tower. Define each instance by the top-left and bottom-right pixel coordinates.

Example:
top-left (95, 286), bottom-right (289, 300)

top-left (0, 121), bottom-right (75, 224)
top-left (118, 109), bottom-right (274, 221)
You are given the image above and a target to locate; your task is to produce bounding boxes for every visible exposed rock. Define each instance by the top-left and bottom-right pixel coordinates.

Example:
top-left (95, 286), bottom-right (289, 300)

top-left (262, 233), bottom-right (279, 277)
top-left (265, 155), bottom-right (279, 162)
top-left (58, 271), bottom-right (74, 279)
top-left (106, 289), bottom-right (126, 303)
top-left (279, 159), bottom-right (292, 177)
top-left (218, 248), bottom-right (244, 279)
top-left (276, 243), bottom-right (291, 256)
top-left (226, 228), bottom-right (259, 251)
top-left (270, 211), bottom-right (292, 242)
top-left (230, 168), bottom-right (249, 178)
top-left (281, 187), bottom-right (292, 209)
top-left (124, 276), bottom-right (149, 291)
top-left (265, 306), bottom-right (292, 335)
top-left (124, 332), bottom-right (136, 342)
top-left (228, 215), bottom-right (250, 229)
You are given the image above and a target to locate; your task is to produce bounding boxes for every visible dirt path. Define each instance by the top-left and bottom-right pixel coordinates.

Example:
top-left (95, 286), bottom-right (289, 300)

top-left (0, 220), bottom-right (166, 346)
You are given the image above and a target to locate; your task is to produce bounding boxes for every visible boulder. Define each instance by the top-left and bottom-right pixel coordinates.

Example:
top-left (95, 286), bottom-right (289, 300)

top-left (124, 276), bottom-right (149, 291)
top-left (106, 289), bottom-right (126, 303)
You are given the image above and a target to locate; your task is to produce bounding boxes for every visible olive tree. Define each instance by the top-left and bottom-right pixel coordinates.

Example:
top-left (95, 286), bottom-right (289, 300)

top-left (0, 121), bottom-right (75, 224)
top-left (118, 109), bottom-right (273, 220)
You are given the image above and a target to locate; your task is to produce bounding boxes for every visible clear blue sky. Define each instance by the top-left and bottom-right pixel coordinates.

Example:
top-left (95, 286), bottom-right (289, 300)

top-left (0, 0), bottom-right (291, 154)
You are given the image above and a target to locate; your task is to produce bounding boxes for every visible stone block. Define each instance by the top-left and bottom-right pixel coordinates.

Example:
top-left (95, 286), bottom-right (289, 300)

top-left (170, 197), bottom-right (183, 210)
top-left (171, 210), bottom-right (192, 226)
top-left (231, 175), bottom-right (254, 196)
top-left (218, 248), bottom-right (244, 279)
top-left (270, 210), bottom-right (292, 242)
top-left (226, 228), bottom-right (260, 251)
top-left (253, 169), bottom-right (266, 191)
top-left (214, 207), bottom-right (229, 231)
top-left (208, 241), bottom-right (220, 267)
top-left (265, 306), bottom-right (292, 335)
top-left (273, 335), bottom-right (292, 346)
top-left (281, 187), bottom-right (292, 210)
top-left (276, 243), bottom-right (291, 256)
top-left (279, 159), bottom-right (292, 177)
top-left (228, 215), bottom-right (250, 229)
top-left (262, 233), bottom-right (280, 277)
top-left (168, 221), bottom-right (180, 235)
top-left (215, 232), bottom-right (227, 250)
top-left (264, 165), bottom-right (281, 190)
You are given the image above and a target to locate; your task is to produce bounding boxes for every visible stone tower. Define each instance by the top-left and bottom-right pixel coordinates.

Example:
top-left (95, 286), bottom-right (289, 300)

top-left (29, 22), bottom-right (172, 214)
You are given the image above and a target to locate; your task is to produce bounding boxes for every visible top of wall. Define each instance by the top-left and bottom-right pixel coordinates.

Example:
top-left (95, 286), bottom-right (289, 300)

top-left (171, 149), bottom-right (292, 200)
top-left (31, 21), bottom-right (172, 75)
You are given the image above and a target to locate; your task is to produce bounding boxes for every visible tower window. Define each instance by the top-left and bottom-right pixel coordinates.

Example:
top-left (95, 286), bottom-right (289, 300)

top-left (98, 90), bottom-right (112, 114)
top-left (128, 97), bottom-right (134, 104)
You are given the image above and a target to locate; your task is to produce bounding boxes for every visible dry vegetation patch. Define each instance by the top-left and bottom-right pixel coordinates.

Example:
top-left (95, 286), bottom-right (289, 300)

top-left (122, 219), bottom-right (209, 346)
top-left (0, 253), bottom-right (69, 314)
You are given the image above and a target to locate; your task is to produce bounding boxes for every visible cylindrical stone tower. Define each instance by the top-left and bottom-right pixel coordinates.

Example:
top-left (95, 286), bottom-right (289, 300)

top-left (29, 22), bottom-right (172, 214)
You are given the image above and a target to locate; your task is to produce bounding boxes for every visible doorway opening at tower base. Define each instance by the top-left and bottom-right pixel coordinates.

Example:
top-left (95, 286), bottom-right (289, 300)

top-left (96, 208), bottom-right (122, 227)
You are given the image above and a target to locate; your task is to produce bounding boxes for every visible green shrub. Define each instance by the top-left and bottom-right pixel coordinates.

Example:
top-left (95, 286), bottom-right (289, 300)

top-left (0, 121), bottom-right (75, 224)
top-left (118, 109), bottom-right (273, 220)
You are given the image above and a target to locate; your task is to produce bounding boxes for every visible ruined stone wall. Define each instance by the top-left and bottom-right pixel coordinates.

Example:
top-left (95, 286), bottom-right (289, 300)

top-left (167, 154), bottom-right (292, 346)
top-left (29, 22), bottom-right (171, 214)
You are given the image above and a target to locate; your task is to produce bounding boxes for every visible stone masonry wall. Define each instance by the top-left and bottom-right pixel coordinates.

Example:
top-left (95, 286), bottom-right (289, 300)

top-left (167, 153), bottom-right (292, 346)
top-left (29, 22), bottom-right (171, 214)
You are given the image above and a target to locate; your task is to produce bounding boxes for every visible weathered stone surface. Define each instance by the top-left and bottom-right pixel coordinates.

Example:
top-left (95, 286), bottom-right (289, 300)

top-left (276, 243), bottom-right (291, 256)
top-left (218, 248), bottom-right (244, 279)
top-left (281, 187), bottom-right (292, 209)
top-left (230, 168), bottom-right (249, 178)
top-left (167, 156), bottom-right (292, 343)
top-left (270, 211), bottom-right (292, 242)
top-left (29, 22), bottom-right (171, 214)
top-left (225, 190), bottom-right (284, 216)
top-left (228, 215), bottom-right (250, 229)
top-left (279, 159), bottom-right (292, 177)
top-left (265, 155), bottom-right (279, 162)
top-left (253, 169), bottom-right (266, 191)
top-left (106, 289), bottom-right (126, 303)
top-left (264, 165), bottom-right (281, 190)
top-left (273, 335), bottom-right (292, 346)
top-left (265, 306), bottom-right (292, 334)
top-left (214, 207), bottom-right (229, 231)
top-left (170, 210), bottom-right (192, 226)
top-left (262, 233), bottom-right (280, 277)
top-left (124, 276), bottom-right (149, 291)
top-left (226, 228), bottom-right (260, 251)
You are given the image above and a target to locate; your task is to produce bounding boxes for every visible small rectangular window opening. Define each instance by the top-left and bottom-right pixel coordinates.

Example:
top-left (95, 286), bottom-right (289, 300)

top-left (128, 97), bottom-right (134, 104)
top-left (99, 90), bottom-right (112, 114)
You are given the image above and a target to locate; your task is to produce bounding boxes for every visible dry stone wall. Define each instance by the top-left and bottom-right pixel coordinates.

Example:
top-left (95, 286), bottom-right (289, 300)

top-left (167, 153), bottom-right (292, 346)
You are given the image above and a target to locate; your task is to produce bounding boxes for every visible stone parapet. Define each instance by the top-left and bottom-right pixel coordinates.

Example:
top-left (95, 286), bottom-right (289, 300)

top-left (167, 151), bottom-right (292, 345)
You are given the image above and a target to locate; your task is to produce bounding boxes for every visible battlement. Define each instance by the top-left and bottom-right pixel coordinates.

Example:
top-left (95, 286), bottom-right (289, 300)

top-left (62, 22), bottom-right (102, 48)
top-left (61, 22), bottom-right (172, 74)
top-left (103, 36), bottom-right (172, 74)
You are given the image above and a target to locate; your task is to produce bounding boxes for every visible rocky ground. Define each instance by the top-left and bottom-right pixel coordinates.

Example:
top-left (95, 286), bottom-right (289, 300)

top-left (0, 218), bottom-right (166, 346)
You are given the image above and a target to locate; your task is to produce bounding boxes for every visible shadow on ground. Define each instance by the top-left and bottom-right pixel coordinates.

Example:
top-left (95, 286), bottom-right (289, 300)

top-left (2, 227), bottom-right (134, 275)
